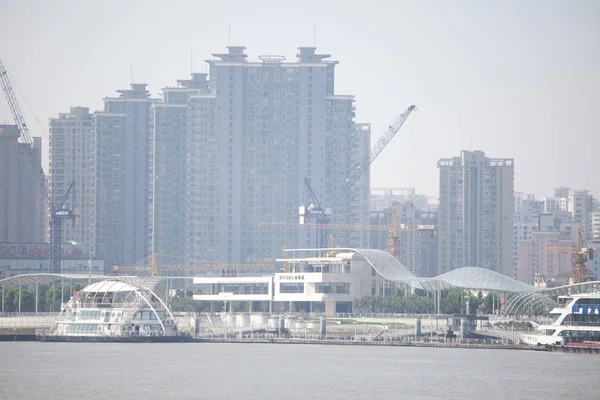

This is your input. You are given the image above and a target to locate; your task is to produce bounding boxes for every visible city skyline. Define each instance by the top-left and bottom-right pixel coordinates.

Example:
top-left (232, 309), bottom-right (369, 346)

top-left (1, 1), bottom-right (599, 198)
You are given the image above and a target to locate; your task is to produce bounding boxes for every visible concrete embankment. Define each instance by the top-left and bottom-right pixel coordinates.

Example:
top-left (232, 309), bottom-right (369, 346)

top-left (192, 337), bottom-right (531, 350)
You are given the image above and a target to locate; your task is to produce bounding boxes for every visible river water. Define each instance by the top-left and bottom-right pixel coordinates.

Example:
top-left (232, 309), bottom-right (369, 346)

top-left (1, 342), bottom-right (599, 399)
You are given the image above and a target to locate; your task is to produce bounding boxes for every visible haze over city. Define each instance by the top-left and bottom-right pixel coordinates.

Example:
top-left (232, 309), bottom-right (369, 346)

top-left (1, 0), bottom-right (599, 198)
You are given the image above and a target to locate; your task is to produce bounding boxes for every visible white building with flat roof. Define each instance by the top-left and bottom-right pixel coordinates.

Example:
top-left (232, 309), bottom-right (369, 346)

top-left (192, 248), bottom-right (412, 314)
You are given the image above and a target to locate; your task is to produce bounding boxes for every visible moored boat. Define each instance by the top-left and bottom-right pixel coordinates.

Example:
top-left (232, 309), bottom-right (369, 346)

top-left (37, 279), bottom-right (190, 342)
top-left (520, 292), bottom-right (600, 348)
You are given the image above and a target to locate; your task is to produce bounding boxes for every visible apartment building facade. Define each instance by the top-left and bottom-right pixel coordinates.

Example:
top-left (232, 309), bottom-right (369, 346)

top-left (0, 124), bottom-right (45, 243)
top-left (437, 150), bottom-right (514, 276)
top-left (48, 107), bottom-right (95, 253)
top-left (99, 84), bottom-right (159, 266)
top-left (185, 46), bottom-right (370, 264)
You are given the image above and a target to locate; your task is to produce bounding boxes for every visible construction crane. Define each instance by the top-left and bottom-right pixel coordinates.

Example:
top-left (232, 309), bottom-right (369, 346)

top-left (258, 221), bottom-right (436, 232)
top-left (292, 105), bottom-right (418, 248)
top-left (548, 226), bottom-right (596, 284)
top-left (345, 105), bottom-right (417, 189)
top-left (387, 207), bottom-right (400, 260)
top-left (0, 58), bottom-right (77, 273)
top-left (299, 178), bottom-right (332, 248)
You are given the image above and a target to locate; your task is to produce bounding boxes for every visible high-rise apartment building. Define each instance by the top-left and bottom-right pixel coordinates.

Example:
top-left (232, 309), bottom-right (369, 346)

top-left (49, 107), bottom-right (95, 252)
top-left (98, 84), bottom-right (159, 266)
top-left (0, 124), bottom-right (45, 243)
top-left (148, 74), bottom-right (209, 259)
top-left (568, 189), bottom-right (593, 239)
top-left (513, 192), bottom-right (543, 278)
top-left (93, 112), bottom-right (126, 270)
top-left (437, 150), bottom-right (514, 276)
top-left (185, 46), bottom-right (370, 263)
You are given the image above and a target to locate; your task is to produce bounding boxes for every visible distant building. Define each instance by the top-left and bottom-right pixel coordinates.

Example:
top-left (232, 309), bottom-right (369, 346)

top-left (185, 46), bottom-right (370, 264)
top-left (49, 107), bottom-right (95, 253)
top-left (516, 231), bottom-right (575, 285)
top-left (513, 193), bottom-right (543, 281)
top-left (0, 124), bottom-right (45, 243)
top-left (93, 112), bottom-right (127, 270)
top-left (367, 192), bottom-right (438, 278)
top-left (148, 73), bottom-right (209, 260)
top-left (568, 189), bottom-right (593, 239)
top-left (437, 150), bottom-right (514, 276)
top-left (97, 84), bottom-right (159, 267)
top-left (0, 242), bottom-right (103, 278)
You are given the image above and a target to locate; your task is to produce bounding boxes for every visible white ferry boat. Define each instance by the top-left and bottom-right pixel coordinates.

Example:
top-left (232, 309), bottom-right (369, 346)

top-left (37, 279), bottom-right (189, 342)
top-left (520, 292), bottom-right (600, 348)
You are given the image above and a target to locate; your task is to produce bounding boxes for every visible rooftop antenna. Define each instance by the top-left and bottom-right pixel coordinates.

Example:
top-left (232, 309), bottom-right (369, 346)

top-left (190, 51), bottom-right (194, 74)
top-left (469, 137), bottom-right (472, 152)
top-left (130, 62), bottom-right (133, 85)
top-left (228, 24), bottom-right (231, 46)
top-left (314, 25), bottom-right (317, 47)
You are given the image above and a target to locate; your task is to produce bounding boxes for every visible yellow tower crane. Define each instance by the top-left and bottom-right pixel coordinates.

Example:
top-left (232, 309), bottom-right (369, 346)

top-left (548, 226), bottom-right (596, 284)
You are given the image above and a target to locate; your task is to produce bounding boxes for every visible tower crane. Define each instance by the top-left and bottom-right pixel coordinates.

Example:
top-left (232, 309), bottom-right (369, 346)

top-left (0, 58), bottom-right (77, 273)
top-left (299, 178), bottom-right (332, 248)
top-left (345, 105), bottom-right (417, 189)
top-left (258, 221), bottom-right (436, 232)
top-left (548, 226), bottom-right (596, 284)
top-left (292, 105), bottom-right (417, 248)
top-left (387, 207), bottom-right (400, 260)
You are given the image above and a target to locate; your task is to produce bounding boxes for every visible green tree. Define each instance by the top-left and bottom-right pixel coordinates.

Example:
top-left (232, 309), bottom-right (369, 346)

top-left (478, 292), bottom-right (500, 314)
top-left (3, 288), bottom-right (19, 312)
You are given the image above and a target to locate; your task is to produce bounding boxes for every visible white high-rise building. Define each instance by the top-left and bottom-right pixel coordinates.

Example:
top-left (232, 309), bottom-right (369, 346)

top-left (185, 46), bottom-right (370, 264)
top-left (49, 107), bottom-right (95, 253)
top-left (437, 150), bottom-right (514, 276)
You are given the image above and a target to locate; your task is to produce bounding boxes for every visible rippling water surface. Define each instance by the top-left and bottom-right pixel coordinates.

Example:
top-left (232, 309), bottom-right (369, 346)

top-left (1, 342), bottom-right (599, 399)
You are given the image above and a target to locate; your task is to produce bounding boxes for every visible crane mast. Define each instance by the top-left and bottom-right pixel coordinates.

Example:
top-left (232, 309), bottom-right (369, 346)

top-left (299, 178), bottom-right (331, 248)
top-left (0, 58), bottom-right (76, 274)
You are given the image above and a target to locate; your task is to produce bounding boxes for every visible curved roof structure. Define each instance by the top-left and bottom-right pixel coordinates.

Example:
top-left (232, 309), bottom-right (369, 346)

top-left (81, 280), bottom-right (142, 293)
top-left (351, 248), bottom-right (416, 281)
top-left (0, 273), bottom-right (108, 287)
top-left (425, 267), bottom-right (535, 293)
top-left (340, 249), bottom-right (536, 293)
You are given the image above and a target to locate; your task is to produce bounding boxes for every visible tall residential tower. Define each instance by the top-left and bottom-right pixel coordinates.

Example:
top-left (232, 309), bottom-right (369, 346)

top-left (0, 125), bottom-right (45, 243)
top-left (49, 107), bottom-right (95, 252)
top-left (437, 150), bottom-right (514, 276)
top-left (186, 46), bottom-right (370, 263)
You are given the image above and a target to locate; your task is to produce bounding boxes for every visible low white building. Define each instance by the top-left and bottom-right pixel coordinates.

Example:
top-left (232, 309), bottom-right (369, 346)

top-left (193, 248), bottom-right (413, 314)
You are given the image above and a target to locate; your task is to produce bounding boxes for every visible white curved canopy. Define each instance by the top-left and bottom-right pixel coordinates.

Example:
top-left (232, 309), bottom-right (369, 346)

top-left (81, 280), bottom-right (142, 293)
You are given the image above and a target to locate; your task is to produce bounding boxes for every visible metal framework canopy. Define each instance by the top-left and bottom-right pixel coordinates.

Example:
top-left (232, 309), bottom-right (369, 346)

top-left (503, 291), bottom-right (559, 316)
top-left (0, 273), bottom-right (108, 287)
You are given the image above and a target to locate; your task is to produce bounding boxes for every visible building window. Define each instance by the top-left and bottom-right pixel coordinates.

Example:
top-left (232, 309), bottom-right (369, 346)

top-left (279, 283), bottom-right (304, 293)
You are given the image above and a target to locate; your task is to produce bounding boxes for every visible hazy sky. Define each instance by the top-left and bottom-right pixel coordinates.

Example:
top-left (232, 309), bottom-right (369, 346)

top-left (1, 0), bottom-right (598, 198)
